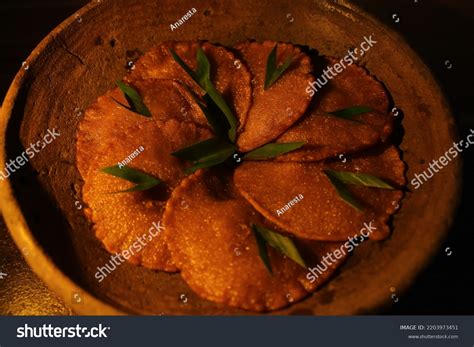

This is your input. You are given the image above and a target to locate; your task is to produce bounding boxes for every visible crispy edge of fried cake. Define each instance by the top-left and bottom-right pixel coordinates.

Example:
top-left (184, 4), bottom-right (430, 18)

top-left (312, 56), bottom-right (390, 114)
top-left (235, 41), bottom-right (315, 152)
top-left (125, 41), bottom-right (252, 131)
top-left (274, 54), bottom-right (394, 162)
top-left (274, 111), bottom-right (385, 162)
top-left (234, 145), bottom-right (405, 241)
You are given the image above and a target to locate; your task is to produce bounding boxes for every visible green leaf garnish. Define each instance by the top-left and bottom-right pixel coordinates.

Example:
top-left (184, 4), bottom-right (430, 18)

top-left (324, 170), bottom-right (364, 212)
top-left (195, 48), bottom-right (211, 87)
top-left (172, 140), bottom-right (237, 174)
top-left (172, 138), bottom-right (222, 162)
top-left (183, 85), bottom-right (229, 138)
top-left (324, 170), bottom-right (394, 189)
top-left (328, 106), bottom-right (373, 121)
top-left (252, 225), bottom-right (273, 274)
top-left (243, 142), bottom-right (305, 160)
top-left (169, 49), bottom-right (199, 83)
top-left (252, 224), bottom-right (307, 274)
top-left (101, 165), bottom-right (161, 193)
top-left (264, 45), bottom-right (293, 90)
top-left (115, 81), bottom-right (151, 117)
top-left (206, 84), bottom-right (237, 142)
top-left (169, 47), bottom-right (238, 142)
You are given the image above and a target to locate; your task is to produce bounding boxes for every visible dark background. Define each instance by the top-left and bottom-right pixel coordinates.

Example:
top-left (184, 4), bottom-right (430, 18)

top-left (0, 0), bottom-right (472, 315)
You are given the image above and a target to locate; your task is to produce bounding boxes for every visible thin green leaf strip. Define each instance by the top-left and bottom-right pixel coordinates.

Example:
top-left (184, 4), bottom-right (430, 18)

top-left (324, 170), bottom-right (365, 212)
top-left (328, 106), bottom-right (373, 120)
top-left (169, 47), bottom-right (237, 142)
top-left (172, 140), bottom-right (237, 175)
top-left (243, 142), bottom-right (305, 160)
top-left (101, 165), bottom-right (161, 193)
top-left (183, 85), bottom-right (229, 137)
top-left (252, 225), bottom-right (273, 274)
top-left (115, 81), bottom-right (151, 117)
top-left (168, 49), bottom-right (197, 81)
top-left (195, 47), bottom-right (211, 87)
top-left (264, 45), bottom-right (293, 90)
top-left (171, 138), bottom-right (223, 162)
top-left (252, 224), bottom-right (307, 273)
top-left (324, 170), bottom-right (394, 189)
top-left (206, 84), bottom-right (237, 142)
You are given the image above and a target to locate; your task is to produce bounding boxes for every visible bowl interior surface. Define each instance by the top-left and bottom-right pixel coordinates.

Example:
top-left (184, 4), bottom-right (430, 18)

top-left (0, 0), bottom-right (459, 314)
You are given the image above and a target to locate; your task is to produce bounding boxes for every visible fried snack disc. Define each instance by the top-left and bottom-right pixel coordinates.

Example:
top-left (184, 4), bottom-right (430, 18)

top-left (77, 87), bottom-right (148, 178)
top-left (311, 56), bottom-right (392, 137)
top-left (133, 79), bottom-right (210, 128)
top-left (235, 41), bottom-right (314, 152)
top-left (275, 56), bottom-right (394, 162)
top-left (163, 169), bottom-right (347, 311)
top-left (77, 81), bottom-right (211, 271)
top-left (275, 112), bottom-right (384, 162)
top-left (234, 145), bottom-right (405, 241)
top-left (126, 41), bottom-right (252, 129)
top-left (313, 56), bottom-right (390, 114)
top-left (77, 80), bottom-right (211, 177)
top-left (80, 118), bottom-right (210, 271)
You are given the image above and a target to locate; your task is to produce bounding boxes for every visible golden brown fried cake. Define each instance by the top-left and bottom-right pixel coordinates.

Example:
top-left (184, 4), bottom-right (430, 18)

top-left (312, 56), bottom-right (392, 136)
top-left (163, 169), bottom-right (347, 311)
top-left (125, 41), bottom-right (252, 129)
top-left (83, 180), bottom-right (175, 272)
top-left (82, 121), bottom-right (179, 272)
top-left (77, 87), bottom-right (149, 178)
top-left (313, 57), bottom-right (390, 113)
top-left (80, 119), bottom-right (210, 271)
top-left (274, 112), bottom-right (382, 162)
top-left (133, 79), bottom-right (210, 128)
top-left (77, 81), bottom-right (212, 271)
top-left (278, 56), bottom-right (393, 162)
top-left (77, 80), bottom-right (211, 177)
top-left (235, 41), bottom-right (314, 152)
top-left (234, 145), bottom-right (405, 241)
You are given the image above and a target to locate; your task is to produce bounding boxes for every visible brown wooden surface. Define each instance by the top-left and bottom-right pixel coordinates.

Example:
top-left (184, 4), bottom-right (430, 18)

top-left (0, 0), bottom-right (472, 315)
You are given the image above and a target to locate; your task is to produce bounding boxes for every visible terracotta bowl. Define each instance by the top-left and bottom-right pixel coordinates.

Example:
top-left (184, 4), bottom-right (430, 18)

top-left (0, 0), bottom-right (460, 315)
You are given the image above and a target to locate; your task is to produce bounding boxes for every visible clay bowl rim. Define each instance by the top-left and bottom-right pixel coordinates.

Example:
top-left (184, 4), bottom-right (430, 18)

top-left (0, 0), bottom-right (461, 315)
